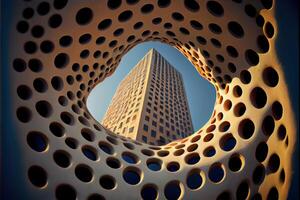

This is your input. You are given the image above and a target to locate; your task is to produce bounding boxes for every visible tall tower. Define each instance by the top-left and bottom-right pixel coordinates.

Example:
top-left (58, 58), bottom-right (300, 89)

top-left (102, 49), bottom-right (194, 145)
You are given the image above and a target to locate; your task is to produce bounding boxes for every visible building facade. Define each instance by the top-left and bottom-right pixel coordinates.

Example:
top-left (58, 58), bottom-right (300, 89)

top-left (102, 49), bottom-right (194, 145)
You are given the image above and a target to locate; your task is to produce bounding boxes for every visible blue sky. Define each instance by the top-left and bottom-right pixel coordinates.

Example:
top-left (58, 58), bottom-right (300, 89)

top-left (87, 41), bottom-right (216, 131)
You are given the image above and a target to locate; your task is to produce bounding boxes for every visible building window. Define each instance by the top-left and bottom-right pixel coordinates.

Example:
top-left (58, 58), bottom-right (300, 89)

top-left (151, 130), bottom-right (156, 137)
top-left (129, 127), bottom-right (134, 133)
top-left (142, 136), bottom-right (147, 143)
top-left (143, 124), bottom-right (148, 132)
top-left (152, 121), bottom-right (157, 127)
top-left (145, 116), bottom-right (150, 121)
top-left (159, 126), bottom-right (164, 133)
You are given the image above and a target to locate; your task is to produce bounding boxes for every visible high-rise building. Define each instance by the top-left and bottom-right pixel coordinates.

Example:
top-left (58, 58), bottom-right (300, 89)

top-left (101, 49), bottom-right (194, 145)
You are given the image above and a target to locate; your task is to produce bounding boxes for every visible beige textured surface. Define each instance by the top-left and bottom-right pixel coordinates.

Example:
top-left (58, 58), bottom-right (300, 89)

top-left (10, 0), bottom-right (296, 199)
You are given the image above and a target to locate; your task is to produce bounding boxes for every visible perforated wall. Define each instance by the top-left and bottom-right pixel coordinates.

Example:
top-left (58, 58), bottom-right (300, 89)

top-left (9, 0), bottom-right (296, 199)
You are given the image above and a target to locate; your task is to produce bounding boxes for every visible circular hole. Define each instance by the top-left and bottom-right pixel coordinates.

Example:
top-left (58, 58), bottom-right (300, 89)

top-left (244, 4), bottom-right (257, 17)
top-left (54, 53), bottom-right (69, 68)
top-left (245, 49), bottom-right (259, 66)
top-left (234, 103), bottom-right (246, 117)
top-left (141, 184), bottom-right (158, 200)
top-left (268, 153), bottom-right (280, 173)
top-left (267, 187), bottom-right (278, 200)
top-left (226, 46), bottom-right (238, 57)
top-left (40, 40), bottom-right (54, 53)
top-left (271, 101), bottom-right (283, 121)
top-left (122, 152), bottom-right (139, 164)
top-left (53, 0), bottom-right (68, 10)
top-left (173, 149), bottom-right (184, 156)
top-left (17, 85), bottom-right (32, 100)
top-left (228, 154), bottom-right (243, 172)
top-left (238, 119), bottom-right (255, 139)
top-left (209, 23), bottom-right (222, 34)
top-left (16, 21), bottom-right (29, 34)
top-left (24, 41), bottom-right (37, 54)
top-left (185, 153), bottom-right (200, 165)
top-left (220, 134), bottom-right (236, 152)
top-left (186, 169), bottom-right (203, 190)
top-left (184, 0), bottom-right (200, 12)
top-left (31, 25), bottom-right (44, 38)
top-left (79, 33), bottom-right (91, 44)
top-left (27, 131), bottom-right (48, 152)
top-left (141, 149), bottom-right (154, 156)
top-left (206, 124), bottom-right (216, 132)
top-left (81, 128), bottom-right (95, 142)
top-left (49, 122), bottom-right (65, 137)
top-left (82, 146), bottom-right (98, 161)
top-left (211, 38), bottom-right (221, 48)
top-left (167, 162), bottom-right (180, 172)
top-left (60, 112), bottom-right (74, 125)
top-left (107, 0), bottom-right (121, 9)
top-left (58, 96), bottom-right (68, 106)
top-left (48, 14), bottom-right (62, 28)
top-left (28, 165), bottom-right (47, 187)
top-left (60, 35), bottom-right (73, 47)
top-left (236, 181), bottom-right (250, 200)
top-left (118, 10), bottom-right (133, 22)
top-left (33, 78), bottom-right (48, 93)
top-left (123, 167), bottom-right (141, 185)
top-left (228, 21), bottom-right (244, 38)
top-left (261, 0), bottom-right (273, 9)
top-left (172, 12), bottom-right (184, 21)
top-left (164, 181), bottom-right (183, 200)
top-left (106, 157), bottom-right (121, 169)
top-left (250, 87), bottom-right (267, 108)
top-left (65, 137), bottom-right (78, 149)
top-left (256, 14), bottom-right (265, 27)
top-left (277, 124), bottom-right (286, 140)
top-left (53, 150), bottom-right (71, 168)
top-left (240, 70), bottom-right (251, 84)
top-left (265, 22), bottom-right (274, 38)
top-left (191, 135), bottom-right (201, 143)
top-left (75, 164), bottom-right (93, 182)
top-left (207, 1), bottom-right (224, 17)
top-left (99, 141), bottom-right (114, 155)
top-left (219, 121), bottom-right (230, 132)
top-left (157, 150), bottom-right (169, 157)
top-left (37, 2), bottom-right (50, 16)
top-left (147, 158), bottom-right (162, 171)
top-left (257, 35), bottom-right (269, 53)
top-left (28, 58), bottom-right (43, 72)
top-left (51, 76), bottom-right (64, 91)
top-left (203, 146), bottom-right (216, 157)
top-left (13, 58), bottom-right (26, 72)
top-left (76, 7), bottom-right (93, 25)
top-left (196, 36), bottom-right (207, 45)
top-left (263, 67), bottom-right (279, 87)
top-left (203, 133), bottom-right (214, 142)
top-left (187, 144), bottom-right (198, 152)
top-left (208, 163), bottom-right (224, 183)
top-left (252, 164), bottom-right (265, 185)
top-left (141, 4), bottom-right (154, 14)
top-left (190, 20), bottom-right (203, 30)
top-left (36, 100), bottom-right (52, 118)
top-left (56, 184), bottom-right (77, 200)
top-left (262, 115), bottom-right (275, 136)
top-left (256, 142), bottom-right (268, 162)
